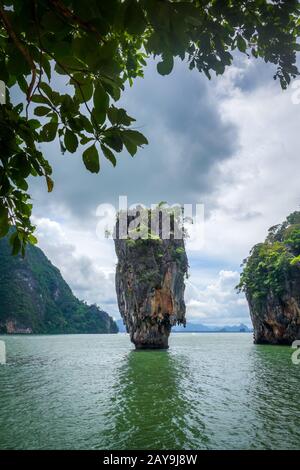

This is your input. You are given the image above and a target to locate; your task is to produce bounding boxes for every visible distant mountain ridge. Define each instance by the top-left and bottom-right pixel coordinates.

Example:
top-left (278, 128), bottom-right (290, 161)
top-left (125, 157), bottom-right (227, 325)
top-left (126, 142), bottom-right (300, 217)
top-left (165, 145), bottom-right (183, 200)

top-left (172, 322), bottom-right (252, 332)
top-left (0, 236), bottom-right (118, 334)
top-left (116, 319), bottom-right (252, 333)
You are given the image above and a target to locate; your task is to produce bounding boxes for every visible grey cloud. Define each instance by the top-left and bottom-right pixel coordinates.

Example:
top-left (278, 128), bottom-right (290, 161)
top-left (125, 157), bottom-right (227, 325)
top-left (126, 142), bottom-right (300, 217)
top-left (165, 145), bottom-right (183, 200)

top-left (35, 220), bottom-right (117, 314)
top-left (29, 58), bottom-right (238, 223)
top-left (233, 211), bottom-right (262, 221)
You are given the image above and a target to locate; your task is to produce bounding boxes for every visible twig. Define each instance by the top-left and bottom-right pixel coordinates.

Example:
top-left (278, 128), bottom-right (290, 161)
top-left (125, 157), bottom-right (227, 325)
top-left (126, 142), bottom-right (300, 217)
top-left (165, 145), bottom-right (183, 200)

top-left (49, 0), bottom-right (104, 42)
top-left (0, 5), bottom-right (36, 102)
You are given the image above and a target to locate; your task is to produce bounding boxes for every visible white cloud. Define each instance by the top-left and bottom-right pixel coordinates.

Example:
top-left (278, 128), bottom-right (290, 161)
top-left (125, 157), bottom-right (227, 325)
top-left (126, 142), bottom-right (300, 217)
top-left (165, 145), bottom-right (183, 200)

top-left (185, 270), bottom-right (249, 326)
top-left (189, 60), bottom-right (300, 266)
top-left (33, 217), bottom-right (119, 317)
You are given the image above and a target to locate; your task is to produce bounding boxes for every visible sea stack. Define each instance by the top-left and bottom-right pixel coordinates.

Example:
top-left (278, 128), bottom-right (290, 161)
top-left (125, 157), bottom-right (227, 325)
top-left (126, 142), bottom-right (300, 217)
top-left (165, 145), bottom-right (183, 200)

top-left (114, 205), bottom-right (188, 349)
top-left (238, 211), bottom-right (300, 344)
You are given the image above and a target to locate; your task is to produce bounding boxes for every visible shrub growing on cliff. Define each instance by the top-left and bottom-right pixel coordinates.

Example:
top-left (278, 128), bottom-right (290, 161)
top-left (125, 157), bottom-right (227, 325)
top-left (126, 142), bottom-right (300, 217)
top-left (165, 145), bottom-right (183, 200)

top-left (118, 204), bottom-right (185, 242)
top-left (237, 212), bottom-right (300, 305)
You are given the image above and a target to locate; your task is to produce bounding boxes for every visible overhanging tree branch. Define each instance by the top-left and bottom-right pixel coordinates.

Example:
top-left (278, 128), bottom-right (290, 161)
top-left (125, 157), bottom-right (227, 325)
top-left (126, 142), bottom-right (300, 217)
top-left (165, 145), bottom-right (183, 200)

top-left (48, 0), bottom-right (104, 41)
top-left (0, 5), bottom-right (36, 102)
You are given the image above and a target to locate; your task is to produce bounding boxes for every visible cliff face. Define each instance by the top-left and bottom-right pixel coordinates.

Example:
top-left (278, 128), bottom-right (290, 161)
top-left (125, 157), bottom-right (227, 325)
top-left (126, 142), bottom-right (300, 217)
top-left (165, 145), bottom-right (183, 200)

top-left (114, 209), bottom-right (188, 349)
top-left (239, 212), bottom-right (300, 345)
top-left (246, 267), bottom-right (300, 344)
top-left (0, 235), bottom-right (118, 334)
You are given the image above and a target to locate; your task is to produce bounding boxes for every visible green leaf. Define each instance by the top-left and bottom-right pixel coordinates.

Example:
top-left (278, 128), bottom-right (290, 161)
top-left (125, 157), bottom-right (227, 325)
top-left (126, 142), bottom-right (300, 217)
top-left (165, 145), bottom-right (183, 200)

top-left (31, 94), bottom-right (51, 105)
top-left (101, 76), bottom-right (122, 101)
top-left (34, 106), bottom-right (51, 116)
top-left (93, 82), bottom-right (109, 120)
top-left (39, 82), bottom-right (54, 98)
top-left (82, 144), bottom-right (100, 173)
top-left (103, 132), bottom-right (123, 152)
top-left (124, 2), bottom-right (146, 35)
top-left (17, 75), bottom-right (28, 93)
top-left (0, 205), bottom-right (9, 237)
top-left (41, 55), bottom-right (51, 81)
top-left (122, 129), bottom-right (148, 146)
top-left (157, 54), bottom-right (174, 75)
top-left (15, 155), bottom-right (32, 179)
top-left (7, 46), bottom-right (31, 76)
top-left (72, 35), bottom-right (99, 64)
top-left (121, 130), bottom-right (148, 156)
top-left (122, 134), bottom-right (137, 156)
top-left (16, 178), bottom-right (28, 191)
top-left (60, 95), bottom-right (76, 115)
top-left (101, 144), bottom-right (116, 167)
top-left (107, 106), bottom-right (119, 125)
top-left (78, 115), bottom-right (93, 133)
top-left (80, 135), bottom-right (93, 145)
top-left (10, 233), bottom-right (21, 256)
top-left (28, 119), bottom-right (41, 130)
top-left (75, 81), bottom-right (93, 103)
top-left (46, 175), bottom-right (54, 192)
top-left (108, 105), bottom-right (135, 126)
top-left (236, 35), bottom-right (247, 53)
top-left (42, 11), bottom-right (66, 33)
top-left (64, 129), bottom-right (78, 153)
top-left (0, 205), bottom-right (8, 223)
top-left (28, 234), bottom-right (38, 245)
top-left (40, 122), bottom-right (58, 142)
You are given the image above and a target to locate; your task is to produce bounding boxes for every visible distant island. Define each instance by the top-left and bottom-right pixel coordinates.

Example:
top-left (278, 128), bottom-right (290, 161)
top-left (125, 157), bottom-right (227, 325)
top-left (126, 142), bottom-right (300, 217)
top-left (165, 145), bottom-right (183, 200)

top-left (172, 322), bottom-right (252, 333)
top-left (0, 235), bottom-right (118, 335)
top-left (116, 319), bottom-right (252, 333)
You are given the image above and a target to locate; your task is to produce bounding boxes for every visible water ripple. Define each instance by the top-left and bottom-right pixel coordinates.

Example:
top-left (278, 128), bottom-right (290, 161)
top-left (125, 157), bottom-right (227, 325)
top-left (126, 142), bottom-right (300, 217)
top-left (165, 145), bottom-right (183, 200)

top-left (0, 333), bottom-right (299, 449)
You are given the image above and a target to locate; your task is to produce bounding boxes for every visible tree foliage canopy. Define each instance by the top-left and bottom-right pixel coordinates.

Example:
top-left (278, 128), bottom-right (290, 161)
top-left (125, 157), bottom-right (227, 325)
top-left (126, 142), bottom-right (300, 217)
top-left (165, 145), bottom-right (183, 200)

top-left (237, 212), bottom-right (300, 306)
top-left (0, 0), bottom-right (299, 253)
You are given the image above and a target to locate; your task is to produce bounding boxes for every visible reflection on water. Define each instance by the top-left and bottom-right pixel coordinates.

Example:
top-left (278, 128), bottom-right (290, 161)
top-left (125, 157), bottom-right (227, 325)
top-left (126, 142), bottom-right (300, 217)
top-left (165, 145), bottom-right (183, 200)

top-left (102, 350), bottom-right (208, 450)
top-left (246, 344), bottom-right (300, 449)
top-left (0, 333), bottom-right (299, 449)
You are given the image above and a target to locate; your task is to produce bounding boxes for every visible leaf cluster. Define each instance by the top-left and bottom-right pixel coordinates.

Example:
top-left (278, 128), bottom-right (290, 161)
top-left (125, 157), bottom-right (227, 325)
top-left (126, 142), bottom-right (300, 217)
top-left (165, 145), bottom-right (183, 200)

top-left (0, 0), bottom-right (299, 252)
top-left (237, 211), bottom-right (300, 305)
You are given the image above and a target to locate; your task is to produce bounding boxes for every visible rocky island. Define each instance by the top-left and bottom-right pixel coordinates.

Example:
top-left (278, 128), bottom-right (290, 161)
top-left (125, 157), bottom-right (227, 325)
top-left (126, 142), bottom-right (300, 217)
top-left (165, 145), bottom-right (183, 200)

top-left (238, 211), bottom-right (300, 344)
top-left (114, 206), bottom-right (188, 349)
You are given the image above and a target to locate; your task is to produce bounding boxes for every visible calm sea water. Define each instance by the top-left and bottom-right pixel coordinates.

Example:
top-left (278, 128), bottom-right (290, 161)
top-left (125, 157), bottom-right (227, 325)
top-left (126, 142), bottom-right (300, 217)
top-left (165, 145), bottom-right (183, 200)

top-left (0, 333), bottom-right (299, 450)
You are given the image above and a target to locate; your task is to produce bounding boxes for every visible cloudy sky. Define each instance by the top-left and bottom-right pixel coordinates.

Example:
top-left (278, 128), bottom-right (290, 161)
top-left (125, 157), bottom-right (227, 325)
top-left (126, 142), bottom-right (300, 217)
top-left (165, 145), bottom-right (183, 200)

top-left (25, 53), bottom-right (300, 327)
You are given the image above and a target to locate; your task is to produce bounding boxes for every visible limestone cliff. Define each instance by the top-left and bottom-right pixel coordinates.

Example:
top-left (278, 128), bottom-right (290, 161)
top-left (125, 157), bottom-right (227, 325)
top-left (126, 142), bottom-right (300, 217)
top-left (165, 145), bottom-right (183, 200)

top-left (114, 207), bottom-right (188, 349)
top-left (238, 211), bottom-right (300, 344)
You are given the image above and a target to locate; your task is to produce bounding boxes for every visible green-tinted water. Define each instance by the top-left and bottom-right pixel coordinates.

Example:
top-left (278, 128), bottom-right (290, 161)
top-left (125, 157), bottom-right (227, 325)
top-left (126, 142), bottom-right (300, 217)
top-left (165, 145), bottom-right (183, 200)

top-left (0, 333), bottom-right (299, 450)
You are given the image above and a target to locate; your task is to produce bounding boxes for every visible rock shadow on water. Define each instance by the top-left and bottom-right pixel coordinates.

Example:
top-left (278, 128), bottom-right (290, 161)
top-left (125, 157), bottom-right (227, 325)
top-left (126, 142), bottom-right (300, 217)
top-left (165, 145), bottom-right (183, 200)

top-left (101, 349), bottom-right (208, 450)
top-left (243, 343), bottom-right (300, 449)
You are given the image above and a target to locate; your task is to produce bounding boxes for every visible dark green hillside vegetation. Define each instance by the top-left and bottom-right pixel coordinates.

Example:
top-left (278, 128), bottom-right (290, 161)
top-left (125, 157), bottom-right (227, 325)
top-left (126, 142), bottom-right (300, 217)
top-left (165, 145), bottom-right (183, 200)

top-left (0, 235), bottom-right (118, 334)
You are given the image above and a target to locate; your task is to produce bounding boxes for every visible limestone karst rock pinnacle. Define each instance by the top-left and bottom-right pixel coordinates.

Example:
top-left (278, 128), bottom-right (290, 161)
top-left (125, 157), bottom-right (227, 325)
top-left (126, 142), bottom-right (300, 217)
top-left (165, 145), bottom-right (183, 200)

top-left (114, 206), bottom-right (188, 349)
